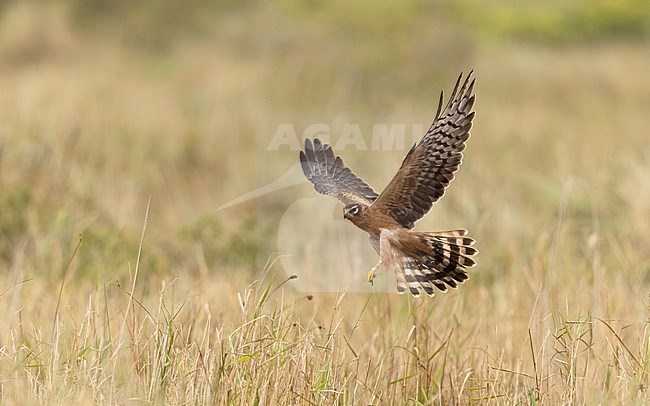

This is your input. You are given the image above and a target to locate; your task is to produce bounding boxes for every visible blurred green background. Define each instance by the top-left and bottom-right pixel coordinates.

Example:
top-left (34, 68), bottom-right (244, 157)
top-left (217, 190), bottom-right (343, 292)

top-left (1, 1), bottom-right (650, 403)
top-left (0, 0), bottom-right (648, 284)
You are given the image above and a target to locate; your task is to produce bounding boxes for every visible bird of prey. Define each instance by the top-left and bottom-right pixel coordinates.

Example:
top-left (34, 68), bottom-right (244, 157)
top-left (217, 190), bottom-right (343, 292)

top-left (299, 72), bottom-right (478, 297)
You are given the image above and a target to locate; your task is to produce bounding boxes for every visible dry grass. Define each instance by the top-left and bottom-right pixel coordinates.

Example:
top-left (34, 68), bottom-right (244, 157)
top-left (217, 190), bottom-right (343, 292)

top-left (1, 2), bottom-right (649, 404)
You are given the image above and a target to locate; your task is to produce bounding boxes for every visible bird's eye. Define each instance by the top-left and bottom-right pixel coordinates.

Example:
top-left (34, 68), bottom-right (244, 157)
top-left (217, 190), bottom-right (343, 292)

top-left (349, 206), bottom-right (360, 215)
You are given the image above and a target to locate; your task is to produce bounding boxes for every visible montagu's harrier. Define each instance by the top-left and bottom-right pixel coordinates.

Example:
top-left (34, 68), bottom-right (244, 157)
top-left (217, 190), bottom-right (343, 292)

top-left (300, 72), bottom-right (478, 297)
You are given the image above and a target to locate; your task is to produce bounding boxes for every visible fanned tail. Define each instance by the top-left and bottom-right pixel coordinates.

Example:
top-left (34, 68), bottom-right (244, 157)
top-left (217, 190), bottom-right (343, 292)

top-left (389, 229), bottom-right (478, 297)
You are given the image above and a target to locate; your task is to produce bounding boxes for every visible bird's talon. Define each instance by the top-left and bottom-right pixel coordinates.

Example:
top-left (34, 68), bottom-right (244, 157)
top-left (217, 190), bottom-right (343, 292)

top-left (367, 269), bottom-right (376, 285)
top-left (367, 261), bottom-right (381, 285)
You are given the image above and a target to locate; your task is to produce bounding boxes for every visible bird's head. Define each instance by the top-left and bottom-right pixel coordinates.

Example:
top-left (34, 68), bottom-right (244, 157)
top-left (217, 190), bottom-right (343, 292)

top-left (343, 203), bottom-right (366, 221)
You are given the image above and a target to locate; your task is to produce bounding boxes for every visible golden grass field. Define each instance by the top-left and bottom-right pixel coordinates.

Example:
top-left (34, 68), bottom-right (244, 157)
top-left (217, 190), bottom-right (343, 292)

top-left (0, 1), bottom-right (649, 404)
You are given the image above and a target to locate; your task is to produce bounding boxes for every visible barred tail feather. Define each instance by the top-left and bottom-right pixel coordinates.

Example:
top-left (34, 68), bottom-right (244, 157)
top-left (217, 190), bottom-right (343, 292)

top-left (380, 228), bottom-right (478, 297)
top-left (417, 230), bottom-right (478, 292)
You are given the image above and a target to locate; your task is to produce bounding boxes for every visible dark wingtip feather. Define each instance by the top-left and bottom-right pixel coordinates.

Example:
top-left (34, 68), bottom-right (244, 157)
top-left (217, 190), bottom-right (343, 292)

top-left (303, 138), bottom-right (317, 173)
top-left (299, 150), bottom-right (311, 178)
top-left (435, 90), bottom-right (444, 120)
top-left (467, 77), bottom-right (476, 97)
top-left (449, 72), bottom-right (463, 101)
top-left (303, 137), bottom-right (313, 152)
top-left (299, 137), bottom-right (379, 204)
top-left (313, 138), bottom-right (323, 150)
top-left (333, 156), bottom-right (344, 174)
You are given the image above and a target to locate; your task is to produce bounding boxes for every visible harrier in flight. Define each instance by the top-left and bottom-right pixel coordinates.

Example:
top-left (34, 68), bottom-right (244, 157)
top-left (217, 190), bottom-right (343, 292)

top-left (299, 72), bottom-right (478, 297)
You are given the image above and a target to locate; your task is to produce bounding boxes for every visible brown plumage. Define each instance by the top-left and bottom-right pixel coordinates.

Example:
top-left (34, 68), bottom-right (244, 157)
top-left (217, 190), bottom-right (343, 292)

top-left (299, 72), bottom-right (478, 297)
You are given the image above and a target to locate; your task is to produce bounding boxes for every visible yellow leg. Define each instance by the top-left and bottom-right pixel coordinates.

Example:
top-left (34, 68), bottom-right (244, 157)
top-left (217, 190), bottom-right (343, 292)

top-left (367, 260), bottom-right (382, 285)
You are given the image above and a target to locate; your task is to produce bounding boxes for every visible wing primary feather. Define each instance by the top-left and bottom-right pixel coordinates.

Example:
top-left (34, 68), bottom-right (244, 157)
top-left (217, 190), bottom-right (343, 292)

top-left (368, 71), bottom-right (477, 229)
top-left (435, 91), bottom-right (444, 120)
top-left (299, 150), bottom-right (309, 177)
top-left (445, 71), bottom-right (464, 111)
top-left (299, 138), bottom-right (379, 206)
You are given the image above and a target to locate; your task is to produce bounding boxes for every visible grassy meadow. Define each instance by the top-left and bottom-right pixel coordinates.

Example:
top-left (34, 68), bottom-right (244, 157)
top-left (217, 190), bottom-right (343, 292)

top-left (1, 1), bottom-right (650, 404)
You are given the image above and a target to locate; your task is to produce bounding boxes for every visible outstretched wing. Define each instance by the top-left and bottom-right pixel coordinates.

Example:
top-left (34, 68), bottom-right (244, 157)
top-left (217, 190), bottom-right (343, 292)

top-left (300, 138), bottom-right (379, 206)
top-left (370, 72), bottom-right (476, 229)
